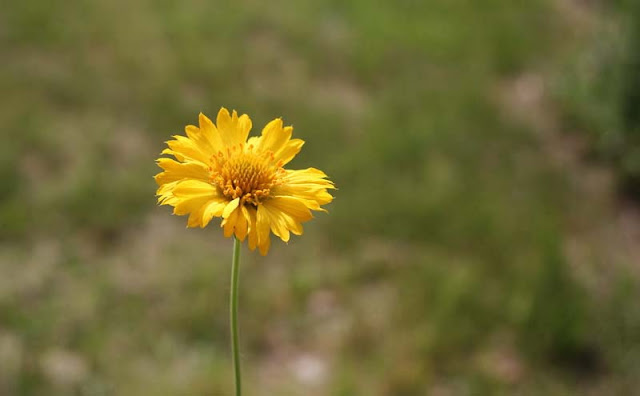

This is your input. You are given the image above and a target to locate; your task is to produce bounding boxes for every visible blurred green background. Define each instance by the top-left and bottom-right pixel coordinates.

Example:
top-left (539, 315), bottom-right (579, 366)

top-left (2, 0), bottom-right (640, 395)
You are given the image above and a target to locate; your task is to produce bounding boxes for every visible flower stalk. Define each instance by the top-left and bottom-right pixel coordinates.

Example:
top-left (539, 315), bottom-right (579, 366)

top-left (230, 237), bottom-right (242, 396)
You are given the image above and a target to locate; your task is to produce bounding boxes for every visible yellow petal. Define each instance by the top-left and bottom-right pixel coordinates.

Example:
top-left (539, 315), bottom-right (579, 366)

top-left (222, 198), bottom-right (240, 219)
top-left (234, 205), bottom-right (249, 241)
top-left (256, 204), bottom-right (272, 253)
top-left (154, 158), bottom-right (210, 186)
top-left (216, 107), bottom-right (250, 148)
top-left (173, 195), bottom-right (212, 216)
top-left (265, 196), bottom-right (313, 223)
top-left (161, 148), bottom-right (185, 162)
top-left (187, 206), bottom-right (206, 228)
top-left (185, 125), bottom-right (215, 155)
top-left (216, 107), bottom-right (234, 146)
top-left (246, 136), bottom-right (260, 149)
top-left (237, 114), bottom-right (252, 144)
top-left (258, 233), bottom-right (270, 256)
top-left (156, 180), bottom-right (180, 205)
top-left (170, 180), bottom-right (224, 216)
top-left (172, 180), bottom-right (220, 199)
top-left (247, 206), bottom-right (258, 251)
top-left (282, 168), bottom-right (334, 186)
top-left (284, 215), bottom-right (304, 235)
top-left (262, 204), bottom-right (290, 242)
top-left (202, 200), bottom-right (227, 227)
top-left (222, 205), bottom-right (239, 237)
top-left (271, 183), bottom-right (334, 206)
top-left (166, 135), bottom-right (210, 164)
top-left (274, 137), bottom-right (304, 165)
top-left (257, 118), bottom-right (290, 154)
top-left (198, 112), bottom-right (225, 151)
top-left (184, 196), bottom-right (227, 228)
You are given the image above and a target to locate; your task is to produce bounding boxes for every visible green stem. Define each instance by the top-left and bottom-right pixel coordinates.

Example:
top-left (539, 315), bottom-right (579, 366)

top-left (230, 237), bottom-right (242, 396)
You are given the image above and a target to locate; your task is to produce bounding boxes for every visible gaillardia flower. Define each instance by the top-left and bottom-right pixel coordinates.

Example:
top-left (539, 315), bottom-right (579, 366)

top-left (155, 108), bottom-right (334, 255)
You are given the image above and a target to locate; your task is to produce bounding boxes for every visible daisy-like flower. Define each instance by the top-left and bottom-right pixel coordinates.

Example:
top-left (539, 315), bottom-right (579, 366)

top-left (155, 108), bottom-right (334, 255)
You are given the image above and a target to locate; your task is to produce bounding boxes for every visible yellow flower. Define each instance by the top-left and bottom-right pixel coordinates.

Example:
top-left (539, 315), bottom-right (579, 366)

top-left (155, 108), bottom-right (335, 255)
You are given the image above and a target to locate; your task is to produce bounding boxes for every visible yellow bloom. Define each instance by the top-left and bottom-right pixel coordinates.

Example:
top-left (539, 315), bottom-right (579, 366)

top-left (155, 108), bottom-right (335, 255)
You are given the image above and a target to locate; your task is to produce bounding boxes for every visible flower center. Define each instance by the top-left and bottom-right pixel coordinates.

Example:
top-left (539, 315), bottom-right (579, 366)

top-left (211, 147), bottom-right (282, 205)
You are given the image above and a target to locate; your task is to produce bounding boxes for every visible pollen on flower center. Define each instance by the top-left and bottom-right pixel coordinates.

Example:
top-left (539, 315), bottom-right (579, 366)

top-left (212, 149), bottom-right (281, 205)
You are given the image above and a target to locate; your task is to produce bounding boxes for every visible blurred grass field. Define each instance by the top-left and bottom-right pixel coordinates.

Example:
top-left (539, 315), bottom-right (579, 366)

top-left (2, 0), bottom-right (640, 395)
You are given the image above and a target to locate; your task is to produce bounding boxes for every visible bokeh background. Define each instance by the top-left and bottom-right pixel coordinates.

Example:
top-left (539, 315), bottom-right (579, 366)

top-left (2, 0), bottom-right (640, 395)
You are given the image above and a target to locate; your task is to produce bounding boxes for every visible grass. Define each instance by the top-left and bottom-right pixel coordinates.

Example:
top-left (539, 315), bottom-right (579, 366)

top-left (1, 0), bottom-right (639, 395)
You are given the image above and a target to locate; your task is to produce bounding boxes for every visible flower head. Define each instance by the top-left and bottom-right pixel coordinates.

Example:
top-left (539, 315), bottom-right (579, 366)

top-left (155, 108), bottom-right (334, 255)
